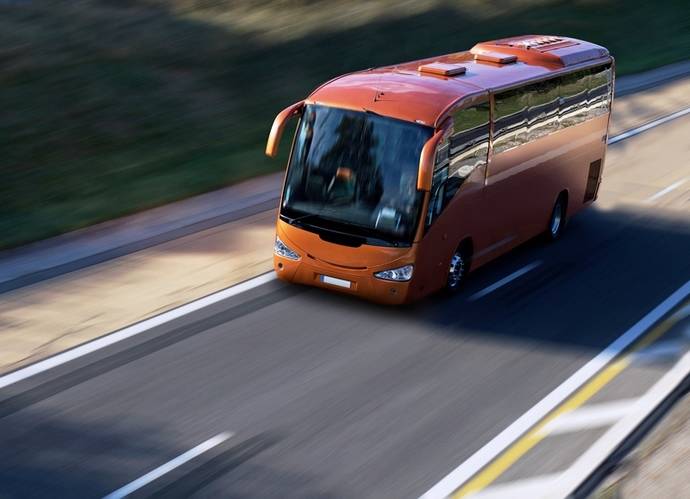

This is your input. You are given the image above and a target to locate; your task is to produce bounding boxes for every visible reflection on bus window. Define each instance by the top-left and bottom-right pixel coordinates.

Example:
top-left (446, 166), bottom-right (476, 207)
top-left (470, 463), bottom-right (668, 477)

top-left (427, 102), bottom-right (490, 226)
top-left (282, 104), bottom-right (432, 245)
top-left (493, 63), bottom-right (612, 154)
top-left (494, 88), bottom-right (529, 153)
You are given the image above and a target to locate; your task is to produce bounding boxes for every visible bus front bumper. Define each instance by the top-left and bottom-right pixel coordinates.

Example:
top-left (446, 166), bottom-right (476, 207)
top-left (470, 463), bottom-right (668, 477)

top-left (274, 254), bottom-right (414, 305)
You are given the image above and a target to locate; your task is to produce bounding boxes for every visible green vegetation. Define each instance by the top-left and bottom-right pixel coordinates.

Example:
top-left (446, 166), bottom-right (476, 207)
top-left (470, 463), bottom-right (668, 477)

top-left (2, 0), bottom-right (689, 248)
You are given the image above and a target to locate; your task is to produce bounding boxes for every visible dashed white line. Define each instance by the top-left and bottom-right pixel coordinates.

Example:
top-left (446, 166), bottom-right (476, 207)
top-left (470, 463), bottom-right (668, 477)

top-left (538, 399), bottom-right (636, 436)
top-left (608, 105), bottom-right (690, 145)
top-left (103, 432), bottom-right (233, 499)
top-left (468, 261), bottom-right (542, 301)
top-left (644, 178), bottom-right (688, 203)
top-left (0, 272), bottom-right (276, 390)
top-left (420, 279), bottom-right (690, 499)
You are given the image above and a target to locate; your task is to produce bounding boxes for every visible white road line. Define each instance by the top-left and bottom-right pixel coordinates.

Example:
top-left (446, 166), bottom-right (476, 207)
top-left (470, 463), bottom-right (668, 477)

top-left (468, 261), bottom-right (542, 301)
top-left (550, 349), bottom-right (690, 499)
top-left (0, 272), bottom-right (276, 390)
top-left (468, 473), bottom-right (561, 499)
top-left (103, 432), bottom-right (233, 499)
top-left (608, 105), bottom-right (690, 145)
top-left (644, 178), bottom-right (688, 203)
top-left (420, 278), bottom-right (690, 499)
top-left (538, 399), bottom-right (637, 436)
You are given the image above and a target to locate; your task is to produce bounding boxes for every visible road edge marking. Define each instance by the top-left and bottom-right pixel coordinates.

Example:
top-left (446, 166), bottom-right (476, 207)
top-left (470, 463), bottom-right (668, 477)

top-left (420, 279), bottom-right (690, 499)
top-left (549, 348), bottom-right (690, 498)
top-left (0, 272), bottom-right (276, 390)
top-left (453, 300), bottom-right (689, 496)
top-left (103, 432), bottom-right (233, 499)
top-left (537, 399), bottom-right (637, 436)
top-left (468, 473), bottom-right (561, 499)
top-left (452, 357), bottom-right (631, 497)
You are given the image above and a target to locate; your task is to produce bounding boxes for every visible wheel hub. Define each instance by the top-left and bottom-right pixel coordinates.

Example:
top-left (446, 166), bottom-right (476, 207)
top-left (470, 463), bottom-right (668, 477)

top-left (550, 205), bottom-right (562, 236)
top-left (448, 253), bottom-right (465, 288)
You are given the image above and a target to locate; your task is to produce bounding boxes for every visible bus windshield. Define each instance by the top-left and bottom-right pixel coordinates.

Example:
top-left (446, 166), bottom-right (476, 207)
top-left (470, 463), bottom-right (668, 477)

top-left (281, 104), bottom-right (432, 246)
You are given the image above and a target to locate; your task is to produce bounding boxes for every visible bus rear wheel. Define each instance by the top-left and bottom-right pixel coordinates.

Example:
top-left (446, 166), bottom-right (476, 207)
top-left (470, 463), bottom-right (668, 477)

top-left (446, 248), bottom-right (468, 291)
top-left (547, 195), bottom-right (567, 241)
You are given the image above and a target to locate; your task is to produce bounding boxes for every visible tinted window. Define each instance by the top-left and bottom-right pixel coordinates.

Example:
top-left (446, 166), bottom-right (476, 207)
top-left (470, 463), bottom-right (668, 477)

top-left (427, 102), bottom-right (489, 226)
top-left (588, 65), bottom-right (613, 118)
top-left (491, 63), bottom-right (612, 153)
top-left (494, 88), bottom-right (529, 153)
top-left (559, 69), bottom-right (590, 127)
top-left (447, 102), bottom-right (490, 197)
top-left (525, 78), bottom-right (560, 140)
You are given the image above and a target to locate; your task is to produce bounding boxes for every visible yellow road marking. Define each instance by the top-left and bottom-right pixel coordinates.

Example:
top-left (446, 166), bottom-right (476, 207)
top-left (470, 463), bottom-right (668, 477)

top-left (452, 309), bottom-right (686, 498)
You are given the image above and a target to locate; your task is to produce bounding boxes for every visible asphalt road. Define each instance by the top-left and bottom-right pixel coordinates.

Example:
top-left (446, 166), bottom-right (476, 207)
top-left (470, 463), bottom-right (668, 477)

top-left (1, 115), bottom-right (689, 498)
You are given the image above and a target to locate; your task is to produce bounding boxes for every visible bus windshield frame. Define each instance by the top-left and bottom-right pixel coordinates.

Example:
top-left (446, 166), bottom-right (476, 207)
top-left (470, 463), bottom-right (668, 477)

top-left (280, 104), bottom-right (433, 247)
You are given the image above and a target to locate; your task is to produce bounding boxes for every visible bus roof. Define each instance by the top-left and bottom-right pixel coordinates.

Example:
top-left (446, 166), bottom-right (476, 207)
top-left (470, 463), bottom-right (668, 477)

top-left (307, 35), bottom-right (611, 128)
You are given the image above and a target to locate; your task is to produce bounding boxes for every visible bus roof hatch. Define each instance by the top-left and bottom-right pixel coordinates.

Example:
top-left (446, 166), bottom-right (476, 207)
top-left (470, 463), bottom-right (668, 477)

top-left (418, 62), bottom-right (467, 77)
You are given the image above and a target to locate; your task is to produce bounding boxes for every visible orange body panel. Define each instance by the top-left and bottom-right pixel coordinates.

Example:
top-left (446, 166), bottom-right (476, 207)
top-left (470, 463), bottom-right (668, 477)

top-left (267, 35), bottom-right (614, 304)
top-left (275, 220), bottom-right (416, 304)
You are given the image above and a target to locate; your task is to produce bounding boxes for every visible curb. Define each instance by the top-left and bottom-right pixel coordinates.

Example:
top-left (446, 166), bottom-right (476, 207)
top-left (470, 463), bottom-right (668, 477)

top-left (615, 59), bottom-right (690, 97)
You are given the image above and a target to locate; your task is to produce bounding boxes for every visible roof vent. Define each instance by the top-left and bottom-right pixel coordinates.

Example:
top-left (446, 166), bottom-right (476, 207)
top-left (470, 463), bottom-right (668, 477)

top-left (497, 35), bottom-right (576, 51)
top-left (472, 50), bottom-right (517, 64)
top-left (503, 36), bottom-right (563, 49)
top-left (418, 62), bottom-right (466, 76)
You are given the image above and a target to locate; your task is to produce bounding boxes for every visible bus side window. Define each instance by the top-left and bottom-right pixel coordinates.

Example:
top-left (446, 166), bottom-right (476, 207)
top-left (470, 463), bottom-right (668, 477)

top-left (448, 102), bottom-right (490, 197)
top-left (588, 65), bottom-right (613, 118)
top-left (558, 70), bottom-right (589, 128)
top-left (493, 88), bottom-right (529, 154)
top-left (490, 64), bottom-right (613, 156)
top-left (426, 102), bottom-right (490, 229)
top-left (525, 77), bottom-right (559, 141)
top-left (426, 165), bottom-right (448, 228)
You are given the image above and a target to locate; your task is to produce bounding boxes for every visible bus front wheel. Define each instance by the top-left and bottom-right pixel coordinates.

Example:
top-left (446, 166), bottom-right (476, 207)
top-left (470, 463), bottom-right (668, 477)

top-left (446, 247), bottom-right (469, 291)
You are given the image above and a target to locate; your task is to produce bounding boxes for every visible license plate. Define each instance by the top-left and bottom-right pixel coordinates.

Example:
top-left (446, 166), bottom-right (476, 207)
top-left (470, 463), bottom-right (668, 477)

top-left (320, 275), bottom-right (352, 289)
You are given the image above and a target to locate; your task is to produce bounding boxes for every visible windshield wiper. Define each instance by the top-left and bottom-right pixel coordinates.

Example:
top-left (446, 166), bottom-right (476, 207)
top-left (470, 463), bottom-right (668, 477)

top-left (348, 224), bottom-right (402, 247)
top-left (284, 211), bottom-right (323, 225)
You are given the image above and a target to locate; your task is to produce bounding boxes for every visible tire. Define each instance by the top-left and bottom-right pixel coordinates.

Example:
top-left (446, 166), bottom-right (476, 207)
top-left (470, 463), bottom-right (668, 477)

top-left (546, 195), bottom-right (566, 241)
top-left (446, 247), bottom-right (469, 292)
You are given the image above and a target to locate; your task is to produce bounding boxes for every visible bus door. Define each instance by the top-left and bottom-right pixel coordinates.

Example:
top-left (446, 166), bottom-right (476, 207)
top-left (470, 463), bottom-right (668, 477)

top-left (421, 98), bottom-right (491, 273)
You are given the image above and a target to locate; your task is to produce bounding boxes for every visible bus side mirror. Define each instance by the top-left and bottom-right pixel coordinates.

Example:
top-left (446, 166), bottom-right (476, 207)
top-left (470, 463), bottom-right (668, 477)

top-left (265, 101), bottom-right (304, 158)
top-left (417, 119), bottom-right (451, 191)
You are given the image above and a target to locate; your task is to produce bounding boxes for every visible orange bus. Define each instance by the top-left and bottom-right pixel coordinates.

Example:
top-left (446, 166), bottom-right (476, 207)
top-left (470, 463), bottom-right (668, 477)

top-left (266, 35), bottom-right (614, 304)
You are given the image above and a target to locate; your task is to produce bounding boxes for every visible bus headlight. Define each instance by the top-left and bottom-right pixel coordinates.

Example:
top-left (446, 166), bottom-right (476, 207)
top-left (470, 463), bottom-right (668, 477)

top-left (274, 236), bottom-right (300, 260)
top-left (374, 264), bottom-right (413, 282)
